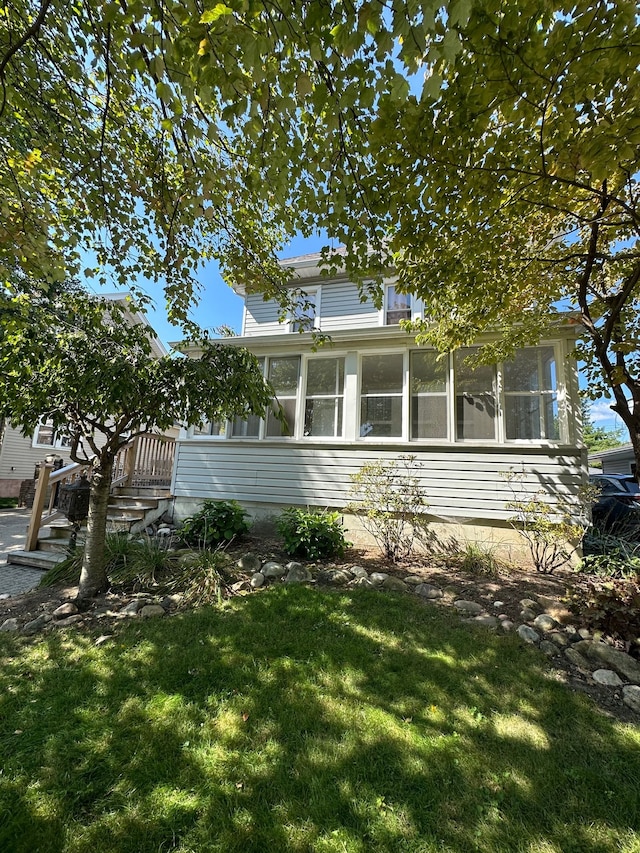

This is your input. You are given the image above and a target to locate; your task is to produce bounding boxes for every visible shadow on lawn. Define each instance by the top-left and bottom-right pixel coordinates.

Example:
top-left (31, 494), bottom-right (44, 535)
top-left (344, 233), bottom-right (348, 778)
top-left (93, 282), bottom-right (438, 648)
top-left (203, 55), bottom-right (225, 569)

top-left (1, 585), bottom-right (639, 853)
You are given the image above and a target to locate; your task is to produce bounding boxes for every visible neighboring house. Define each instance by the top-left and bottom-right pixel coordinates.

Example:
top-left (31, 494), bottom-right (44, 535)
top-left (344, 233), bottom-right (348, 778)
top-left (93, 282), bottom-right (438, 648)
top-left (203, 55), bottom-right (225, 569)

top-left (0, 294), bottom-right (169, 498)
top-left (171, 252), bottom-right (587, 555)
top-left (589, 444), bottom-right (636, 477)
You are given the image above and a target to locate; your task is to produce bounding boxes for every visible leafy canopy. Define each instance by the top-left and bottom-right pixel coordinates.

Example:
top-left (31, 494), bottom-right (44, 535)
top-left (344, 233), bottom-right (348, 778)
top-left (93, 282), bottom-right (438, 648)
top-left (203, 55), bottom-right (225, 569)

top-left (0, 280), bottom-right (274, 461)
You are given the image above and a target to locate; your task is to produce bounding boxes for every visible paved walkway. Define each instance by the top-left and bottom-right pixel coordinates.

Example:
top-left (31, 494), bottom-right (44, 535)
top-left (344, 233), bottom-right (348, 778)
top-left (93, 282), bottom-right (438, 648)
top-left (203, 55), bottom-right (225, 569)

top-left (0, 509), bottom-right (44, 597)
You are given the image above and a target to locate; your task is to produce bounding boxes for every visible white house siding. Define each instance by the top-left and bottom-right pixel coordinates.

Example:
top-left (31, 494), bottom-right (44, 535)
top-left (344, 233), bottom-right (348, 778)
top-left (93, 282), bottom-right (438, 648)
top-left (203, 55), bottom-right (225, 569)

top-left (0, 425), bottom-right (73, 497)
top-left (172, 440), bottom-right (585, 524)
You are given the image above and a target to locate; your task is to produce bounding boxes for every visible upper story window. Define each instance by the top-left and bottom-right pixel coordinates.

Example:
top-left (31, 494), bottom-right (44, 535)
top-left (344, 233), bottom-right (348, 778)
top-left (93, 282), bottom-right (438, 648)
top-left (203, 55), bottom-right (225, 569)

top-left (266, 356), bottom-right (301, 436)
top-left (385, 285), bottom-right (412, 325)
top-left (304, 357), bottom-right (345, 437)
top-left (410, 351), bottom-right (448, 439)
top-left (289, 289), bottom-right (318, 332)
top-left (33, 421), bottom-right (72, 450)
top-left (504, 346), bottom-right (559, 440)
top-left (455, 348), bottom-right (497, 441)
top-left (360, 353), bottom-right (404, 437)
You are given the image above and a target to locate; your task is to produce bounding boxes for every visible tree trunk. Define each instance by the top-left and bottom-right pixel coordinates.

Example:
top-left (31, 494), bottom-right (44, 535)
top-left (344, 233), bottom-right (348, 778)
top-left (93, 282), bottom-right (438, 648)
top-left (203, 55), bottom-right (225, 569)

top-left (76, 456), bottom-right (113, 604)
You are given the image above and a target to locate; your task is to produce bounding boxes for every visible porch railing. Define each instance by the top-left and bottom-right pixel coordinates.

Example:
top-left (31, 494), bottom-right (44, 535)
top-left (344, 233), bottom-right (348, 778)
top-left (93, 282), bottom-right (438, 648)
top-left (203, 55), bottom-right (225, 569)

top-left (24, 434), bottom-right (175, 551)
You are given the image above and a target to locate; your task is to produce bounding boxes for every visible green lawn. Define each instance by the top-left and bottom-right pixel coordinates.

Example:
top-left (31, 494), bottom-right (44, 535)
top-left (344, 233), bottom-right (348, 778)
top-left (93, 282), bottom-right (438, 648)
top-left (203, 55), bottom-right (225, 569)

top-left (1, 585), bottom-right (639, 853)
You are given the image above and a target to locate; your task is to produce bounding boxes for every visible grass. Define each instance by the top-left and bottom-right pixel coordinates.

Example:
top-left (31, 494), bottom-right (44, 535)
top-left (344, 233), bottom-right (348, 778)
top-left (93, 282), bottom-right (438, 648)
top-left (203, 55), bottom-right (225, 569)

top-left (0, 497), bottom-right (18, 509)
top-left (1, 585), bottom-right (639, 853)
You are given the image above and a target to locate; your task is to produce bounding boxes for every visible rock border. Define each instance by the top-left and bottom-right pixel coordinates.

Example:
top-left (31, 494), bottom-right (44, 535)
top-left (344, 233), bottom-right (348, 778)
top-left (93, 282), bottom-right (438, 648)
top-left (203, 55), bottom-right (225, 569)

top-left (2, 552), bottom-right (638, 716)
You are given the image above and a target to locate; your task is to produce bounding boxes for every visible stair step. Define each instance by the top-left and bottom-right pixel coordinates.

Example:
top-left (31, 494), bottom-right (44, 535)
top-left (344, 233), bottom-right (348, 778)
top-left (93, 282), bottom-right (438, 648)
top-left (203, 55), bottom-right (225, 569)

top-left (114, 487), bottom-right (171, 498)
top-left (108, 500), bottom-right (159, 511)
top-left (8, 550), bottom-right (66, 570)
top-left (106, 510), bottom-right (146, 522)
top-left (38, 539), bottom-right (72, 554)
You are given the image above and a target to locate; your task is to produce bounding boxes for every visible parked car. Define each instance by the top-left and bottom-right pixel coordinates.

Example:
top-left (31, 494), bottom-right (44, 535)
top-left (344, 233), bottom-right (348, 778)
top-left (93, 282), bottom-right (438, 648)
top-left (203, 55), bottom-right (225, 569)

top-left (588, 473), bottom-right (640, 536)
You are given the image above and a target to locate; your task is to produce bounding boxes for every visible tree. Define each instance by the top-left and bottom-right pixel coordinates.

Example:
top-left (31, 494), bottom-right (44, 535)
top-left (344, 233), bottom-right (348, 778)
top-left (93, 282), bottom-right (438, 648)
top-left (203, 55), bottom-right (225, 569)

top-left (0, 282), bottom-right (275, 602)
top-left (360, 1), bottom-right (640, 478)
top-left (0, 0), bottom-right (415, 319)
top-left (581, 400), bottom-right (624, 456)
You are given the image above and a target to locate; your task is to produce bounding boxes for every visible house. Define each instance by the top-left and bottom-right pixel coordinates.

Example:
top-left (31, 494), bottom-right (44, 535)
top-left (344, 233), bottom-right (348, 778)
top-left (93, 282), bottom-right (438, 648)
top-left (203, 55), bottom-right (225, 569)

top-left (171, 253), bottom-right (587, 556)
top-left (589, 444), bottom-right (636, 477)
top-left (0, 294), bottom-right (169, 499)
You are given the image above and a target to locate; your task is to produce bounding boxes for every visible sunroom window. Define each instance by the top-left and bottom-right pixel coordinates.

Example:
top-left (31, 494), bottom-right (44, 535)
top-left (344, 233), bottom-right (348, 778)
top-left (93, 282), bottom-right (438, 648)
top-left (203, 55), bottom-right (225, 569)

top-left (360, 353), bottom-right (403, 437)
top-left (410, 351), bottom-right (448, 439)
top-left (192, 421), bottom-right (226, 437)
top-left (231, 357), bottom-right (265, 438)
top-left (385, 285), bottom-right (412, 325)
top-left (304, 357), bottom-right (344, 437)
top-left (455, 348), bottom-right (497, 440)
top-left (504, 346), bottom-right (559, 440)
top-left (266, 356), bottom-right (301, 437)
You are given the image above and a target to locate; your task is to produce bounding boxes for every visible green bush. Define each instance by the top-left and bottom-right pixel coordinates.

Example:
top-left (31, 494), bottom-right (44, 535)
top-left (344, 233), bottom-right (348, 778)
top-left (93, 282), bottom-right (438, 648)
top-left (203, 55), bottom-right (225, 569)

top-left (570, 577), bottom-right (640, 642)
top-left (580, 530), bottom-right (640, 578)
top-left (178, 499), bottom-right (249, 547)
top-left (277, 507), bottom-right (349, 560)
top-left (347, 455), bottom-right (429, 562)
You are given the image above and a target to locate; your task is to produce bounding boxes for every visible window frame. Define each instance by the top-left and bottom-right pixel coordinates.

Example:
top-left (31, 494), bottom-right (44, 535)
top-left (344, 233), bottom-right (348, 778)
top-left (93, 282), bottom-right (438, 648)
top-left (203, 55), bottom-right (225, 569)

top-left (502, 345), bottom-right (561, 442)
top-left (32, 420), bottom-right (72, 450)
top-left (302, 354), bottom-right (346, 439)
top-left (288, 287), bottom-right (321, 333)
top-left (358, 350), bottom-right (408, 441)
top-left (382, 283), bottom-right (412, 326)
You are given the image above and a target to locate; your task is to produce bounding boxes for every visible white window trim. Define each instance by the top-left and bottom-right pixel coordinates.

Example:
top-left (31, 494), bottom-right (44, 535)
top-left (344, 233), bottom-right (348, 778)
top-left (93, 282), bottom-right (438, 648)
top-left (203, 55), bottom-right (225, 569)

top-left (302, 354), bottom-right (347, 439)
top-left (500, 343), bottom-right (563, 443)
top-left (409, 350), bottom-right (451, 443)
top-left (357, 349), bottom-right (408, 441)
top-left (288, 287), bottom-right (321, 333)
top-left (380, 281), bottom-right (413, 327)
top-left (32, 421), bottom-right (71, 450)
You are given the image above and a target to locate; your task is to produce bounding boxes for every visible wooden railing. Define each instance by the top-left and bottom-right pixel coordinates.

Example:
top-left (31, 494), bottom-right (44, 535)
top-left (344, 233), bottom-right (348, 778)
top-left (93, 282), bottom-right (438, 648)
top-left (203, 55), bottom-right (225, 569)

top-left (25, 461), bottom-right (86, 551)
top-left (24, 434), bottom-right (175, 551)
top-left (111, 434), bottom-right (175, 489)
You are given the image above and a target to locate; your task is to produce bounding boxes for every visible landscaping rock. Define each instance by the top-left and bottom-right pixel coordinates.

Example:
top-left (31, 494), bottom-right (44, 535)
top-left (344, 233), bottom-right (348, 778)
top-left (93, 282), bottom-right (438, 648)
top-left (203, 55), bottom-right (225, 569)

top-left (415, 583), bottom-right (443, 600)
top-left (470, 615), bottom-right (499, 628)
top-left (262, 561), bottom-right (286, 579)
top-left (0, 618), bottom-right (18, 632)
top-left (622, 685), bottom-right (640, 713)
top-left (564, 646), bottom-right (592, 673)
top-left (350, 566), bottom-right (369, 579)
top-left (353, 577), bottom-right (375, 589)
top-left (500, 620), bottom-right (514, 632)
top-left (54, 614), bottom-right (85, 627)
top-left (161, 594), bottom-right (183, 609)
top-left (140, 604), bottom-right (166, 618)
top-left (493, 600), bottom-right (505, 610)
top-left (230, 580), bottom-right (249, 592)
top-left (533, 614), bottom-right (558, 633)
top-left (520, 607), bottom-right (537, 621)
top-left (381, 576), bottom-right (408, 593)
top-left (250, 572), bottom-right (265, 589)
top-left (516, 624), bottom-right (540, 644)
top-left (52, 602), bottom-right (78, 619)
top-left (121, 600), bottom-right (144, 615)
top-left (369, 572), bottom-right (389, 586)
top-left (404, 575), bottom-right (423, 585)
top-left (520, 598), bottom-right (540, 612)
top-left (238, 553), bottom-right (262, 573)
top-left (454, 600), bottom-right (484, 615)
top-left (592, 669), bottom-right (623, 687)
top-left (284, 564), bottom-right (312, 584)
top-left (317, 569), bottom-right (351, 586)
top-left (22, 614), bottom-right (49, 635)
top-left (578, 627), bottom-right (591, 640)
top-left (539, 640), bottom-right (560, 657)
top-left (571, 640), bottom-right (640, 684)
top-left (548, 631), bottom-right (571, 648)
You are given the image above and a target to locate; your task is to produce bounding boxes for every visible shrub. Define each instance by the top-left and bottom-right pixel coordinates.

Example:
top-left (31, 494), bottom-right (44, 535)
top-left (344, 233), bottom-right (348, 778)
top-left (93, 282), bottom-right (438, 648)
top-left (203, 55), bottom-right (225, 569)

top-left (581, 529), bottom-right (640, 578)
top-left (167, 549), bottom-right (231, 607)
top-left (455, 541), bottom-right (505, 576)
top-left (277, 507), bottom-right (349, 560)
top-left (178, 499), bottom-right (249, 547)
top-left (569, 577), bottom-right (640, 642)
top-left (503, 469), bottom-right (590, 574)
top-left (347, 455), bottom-right (429, 563)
